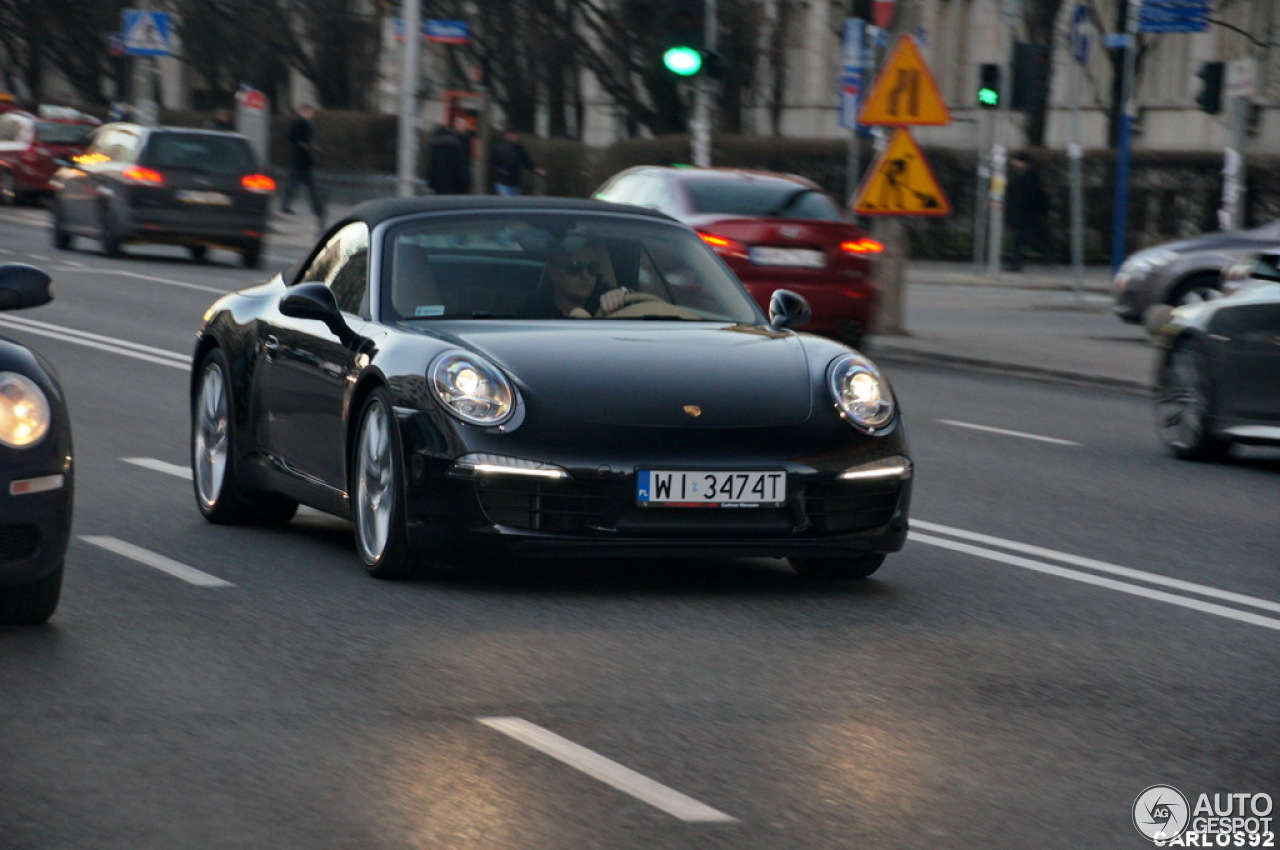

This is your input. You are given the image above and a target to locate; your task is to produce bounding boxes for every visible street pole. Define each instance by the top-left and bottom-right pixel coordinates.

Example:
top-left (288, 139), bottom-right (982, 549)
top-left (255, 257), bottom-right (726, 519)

top-left (985, 0), bottom-right (1017, 278)
top-left (397, 0), bottom-right (421, 197)
top-left (1068, 33), bottom-right (1086, 302)
top-left (1110, 0), bottom-right (1140, 274)
top-left (690, 0), bottom-right (717, 167)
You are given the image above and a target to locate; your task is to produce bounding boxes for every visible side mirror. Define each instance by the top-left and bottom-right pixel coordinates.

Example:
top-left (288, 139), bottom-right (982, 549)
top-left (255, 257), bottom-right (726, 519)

top-left (768, 288), bottom-right (812, 330)
top-left (0, 264), bottom-right (53, 311)
top-left (280, 282), bottom-right (359, 345)
top-left (1250, 253), bottom-right (1280, 283)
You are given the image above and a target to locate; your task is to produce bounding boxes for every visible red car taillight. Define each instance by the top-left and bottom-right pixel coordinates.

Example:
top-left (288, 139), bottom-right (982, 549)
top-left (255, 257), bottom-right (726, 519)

top-left (122, 166), bottom-right (164, 185)
top-left (840, 238), bottom-right (884, 255)
top-left (241, 173), bottom-right (276, 193)
top-left (698, 231), bottom-right (748, 258)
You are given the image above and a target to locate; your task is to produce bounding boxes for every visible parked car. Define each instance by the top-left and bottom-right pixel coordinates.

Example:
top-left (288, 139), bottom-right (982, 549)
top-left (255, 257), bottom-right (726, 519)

top-left (190, 196), bottom-right (911, 580)
top-left (0, 264), bottom-right (73, 623)
top-left (1153, 249), bottom-right (1280, 461)
top-left (50, 123), bottom-right (275, 267)
top-left (0, 106), bottom-right (99, 205)
top-left (1111, 220), bottom-right (1280, 324)
top-left (593, 166), bottom-right (884, 346)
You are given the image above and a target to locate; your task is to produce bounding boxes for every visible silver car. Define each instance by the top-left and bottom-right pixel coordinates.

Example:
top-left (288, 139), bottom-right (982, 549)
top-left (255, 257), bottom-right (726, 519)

top-left (1111, 219), bottom-right (1280, 324)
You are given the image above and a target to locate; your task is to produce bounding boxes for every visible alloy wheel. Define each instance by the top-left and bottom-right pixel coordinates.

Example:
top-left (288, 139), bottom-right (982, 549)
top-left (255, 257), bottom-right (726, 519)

top-left (194, 360), bottom-right (229, 510)
top-left (355, 400), bottom-right (394, 564)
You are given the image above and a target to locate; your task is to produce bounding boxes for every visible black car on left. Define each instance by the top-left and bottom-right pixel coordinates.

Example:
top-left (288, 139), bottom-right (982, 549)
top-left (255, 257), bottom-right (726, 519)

top-left (0, 264), bottom-right (72, 624)
top-left (49, 123), bottom-right (275, 267)
top-left (190, 196), bottom-right (912, 581)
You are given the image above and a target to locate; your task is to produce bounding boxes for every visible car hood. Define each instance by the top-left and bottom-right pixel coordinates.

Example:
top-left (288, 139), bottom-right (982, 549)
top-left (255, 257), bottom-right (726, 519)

top-left (425, 322), bottom-right (818, 427)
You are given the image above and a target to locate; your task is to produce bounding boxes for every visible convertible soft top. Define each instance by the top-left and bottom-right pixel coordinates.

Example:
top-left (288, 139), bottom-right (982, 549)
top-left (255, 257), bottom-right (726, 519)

top-left (340, 195), bottom-right (678, 230)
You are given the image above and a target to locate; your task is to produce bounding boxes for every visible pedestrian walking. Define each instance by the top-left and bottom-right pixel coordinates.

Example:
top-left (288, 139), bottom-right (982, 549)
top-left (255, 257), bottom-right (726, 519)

top-left (489, 126), bottom-right (545, 196)
top-left (425, 115), bottom-right (473, 195)
top-left (279, 104), bottom-right (323, 216)
top-left (1004, 151), bottom-right (1050, 272)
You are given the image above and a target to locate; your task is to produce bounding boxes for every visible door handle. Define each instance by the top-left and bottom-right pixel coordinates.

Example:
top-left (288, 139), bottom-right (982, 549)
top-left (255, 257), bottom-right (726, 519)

top-left (262, 335), bottom-right (280, 358)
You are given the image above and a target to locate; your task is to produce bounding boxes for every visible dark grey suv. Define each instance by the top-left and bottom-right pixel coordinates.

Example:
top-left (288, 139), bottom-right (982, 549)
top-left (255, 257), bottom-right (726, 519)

top-left (49, 123), bottom-right (275, 267)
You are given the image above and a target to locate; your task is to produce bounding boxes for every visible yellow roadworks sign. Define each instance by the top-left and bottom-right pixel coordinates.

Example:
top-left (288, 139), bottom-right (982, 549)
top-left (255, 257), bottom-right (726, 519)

top-left (858, 34), bottom-right (951, 126)
top-left (851, 127), bottom-right (951, 216)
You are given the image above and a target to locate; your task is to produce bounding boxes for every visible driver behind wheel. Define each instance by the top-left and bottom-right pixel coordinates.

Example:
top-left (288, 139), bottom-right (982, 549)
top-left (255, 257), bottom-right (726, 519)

top-left (520, 237), bottom-right (627, 318)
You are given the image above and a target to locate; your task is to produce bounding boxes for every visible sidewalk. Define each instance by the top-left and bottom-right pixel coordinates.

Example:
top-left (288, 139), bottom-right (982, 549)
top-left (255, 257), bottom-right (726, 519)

top-left (268, 205), bottom-right (1156, 394)
top-left (866, 260), bottom-right (1157, 394)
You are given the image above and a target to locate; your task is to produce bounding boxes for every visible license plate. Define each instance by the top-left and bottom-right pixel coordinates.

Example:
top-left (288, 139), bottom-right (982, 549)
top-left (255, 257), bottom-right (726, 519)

top-left (175, 189), bottom-right (231, 205)
top-left (748, 247), bottom-right (825, 268)
top-left (637, 470), bottom-right (786, 507)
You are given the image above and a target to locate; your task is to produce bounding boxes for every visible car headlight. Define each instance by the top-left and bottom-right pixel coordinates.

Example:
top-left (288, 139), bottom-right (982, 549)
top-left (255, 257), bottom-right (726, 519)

top-left (1120, 248), bottom-right (1178, 276)
top-left (827, 354), bottom-right (895, 432)
top-left (429, 352), bottom-right (515, 426)
top-left (0, 372), bottom-right (51, 448)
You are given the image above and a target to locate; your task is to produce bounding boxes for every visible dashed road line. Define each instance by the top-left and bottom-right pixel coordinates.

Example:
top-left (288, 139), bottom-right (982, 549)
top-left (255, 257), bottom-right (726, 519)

top-left (937, 419), bottom-right (1081, 446)
top-left (80, 535), bottom-right (233, 587)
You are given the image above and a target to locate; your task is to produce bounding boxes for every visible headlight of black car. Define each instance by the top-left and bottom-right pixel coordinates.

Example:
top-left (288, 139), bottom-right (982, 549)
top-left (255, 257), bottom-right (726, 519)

top-left (429, 352), bottom-right (516, 426)
top-left (0, 372), bottom-right (51, 448)
top-left (827, 354), bottom-right (895, 433)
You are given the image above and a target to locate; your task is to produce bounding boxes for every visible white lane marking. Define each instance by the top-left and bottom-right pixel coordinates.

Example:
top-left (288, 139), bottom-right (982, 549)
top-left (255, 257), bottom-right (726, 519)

top-left (937, 419), bottom-right (1081, 446)
top-left (80, 535), bottom-right (233, 587)
top-left (124, 457), bottom-right (192, 479)
top-left (52, 266), bottom-right (226, 294)
top-left (912, 531), bottom-right (1280, 633)
top-left (914, 519), bottom-right (1280, 615)
top-left (0, 315), bottom-right (189, 369)
top-left (478, 717), bottom-right (737, 823)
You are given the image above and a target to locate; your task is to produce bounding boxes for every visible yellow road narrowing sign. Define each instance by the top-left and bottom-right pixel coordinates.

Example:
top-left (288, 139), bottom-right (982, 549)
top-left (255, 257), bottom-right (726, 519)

top-left (858, 34), bottom-right (951, 127)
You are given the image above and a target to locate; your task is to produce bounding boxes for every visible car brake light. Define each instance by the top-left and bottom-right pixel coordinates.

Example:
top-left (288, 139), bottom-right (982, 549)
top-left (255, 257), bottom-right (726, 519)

top-left (698, 232), bottom-right (748, 257)
top-left (241, 173), bottom-right (276, 193)
top-left (840, 238), bottom-right (884, 255)
top-left (122, 166), bottom-right (164, 185)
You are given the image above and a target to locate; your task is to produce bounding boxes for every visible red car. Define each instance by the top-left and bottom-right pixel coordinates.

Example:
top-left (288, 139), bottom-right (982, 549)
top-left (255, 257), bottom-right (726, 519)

top-left (594, 166), bottom-right (883, 345)
top-left (0, 107), bottom-right (100, 205)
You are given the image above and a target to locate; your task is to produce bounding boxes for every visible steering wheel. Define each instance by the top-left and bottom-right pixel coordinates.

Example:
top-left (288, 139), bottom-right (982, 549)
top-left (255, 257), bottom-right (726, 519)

top-left (594, 290), bottom-right (662, 318)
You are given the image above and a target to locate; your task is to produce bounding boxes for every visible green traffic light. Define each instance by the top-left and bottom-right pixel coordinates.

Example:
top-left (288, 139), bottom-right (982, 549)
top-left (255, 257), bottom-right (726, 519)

top-left (978, 87), bottom-right (999, 107)
top-left (663, 45), bottom-right (703, 77)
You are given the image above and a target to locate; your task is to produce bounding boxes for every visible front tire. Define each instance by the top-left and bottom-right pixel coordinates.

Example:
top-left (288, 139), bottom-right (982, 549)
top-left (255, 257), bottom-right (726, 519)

top-left (788, 554), bottom-right (886, 580)
top-left (0, 564), bottom-right (63, 624)
top-left (1155, 339), bottom-right (1231, 461)
top-left (352, 389), bottom-right (429, 579)
top-left (0, 170), bottom-right (16, 206)
top-left (242, 241), bottom-right (263, 269)
top-left (192, 348), bottom-right (297, 524)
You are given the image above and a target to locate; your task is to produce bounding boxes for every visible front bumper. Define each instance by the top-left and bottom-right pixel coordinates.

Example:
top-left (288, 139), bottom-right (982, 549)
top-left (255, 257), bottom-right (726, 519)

top-left (0, 470), bottom-right (72, 585)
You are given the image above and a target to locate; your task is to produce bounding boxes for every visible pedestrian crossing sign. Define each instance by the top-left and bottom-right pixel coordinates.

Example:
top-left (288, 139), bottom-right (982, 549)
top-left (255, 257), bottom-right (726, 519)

top-left (851, 127), bottom-right (951, 216)
top-left (121, 10), bottom-right (173, 57)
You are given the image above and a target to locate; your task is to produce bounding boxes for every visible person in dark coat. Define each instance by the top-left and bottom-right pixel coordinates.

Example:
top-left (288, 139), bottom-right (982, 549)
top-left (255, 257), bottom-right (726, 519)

top-left (279, 104), bottom-right (322, 216)
top-left (489, 127), bottom-right (544, 195)
top-left (425, 116), bottom-right (472, 195)
top-left (1004, 150), bottom-right (1050, 271)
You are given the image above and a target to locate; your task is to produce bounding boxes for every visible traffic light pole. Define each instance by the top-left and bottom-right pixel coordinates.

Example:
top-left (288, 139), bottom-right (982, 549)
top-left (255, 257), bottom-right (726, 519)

top-left (1110, 0), bottom-right (1140, 274)
top-left (985, 0), bottom-right (1017, 277)
top-left (689, 0), bottom-right (717, 167)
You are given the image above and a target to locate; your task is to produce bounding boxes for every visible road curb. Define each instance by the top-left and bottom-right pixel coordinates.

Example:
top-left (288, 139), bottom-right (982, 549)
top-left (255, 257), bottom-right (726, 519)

top-left (867, 343), bottom-right (1156, 397)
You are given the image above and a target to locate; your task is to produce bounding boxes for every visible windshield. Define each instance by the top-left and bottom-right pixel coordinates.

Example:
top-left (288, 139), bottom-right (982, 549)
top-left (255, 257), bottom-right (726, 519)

top-left (36, 121), bottom-right (95, 145)
top-left (686, 179), bottom-right (844, 220)
top-left (380, 211), bottom-right (763, 324)
top-left (143, 134), bottom-right (257, 173)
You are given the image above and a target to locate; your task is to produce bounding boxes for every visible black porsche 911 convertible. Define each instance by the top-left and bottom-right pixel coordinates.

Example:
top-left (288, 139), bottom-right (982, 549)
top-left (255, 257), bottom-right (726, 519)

top-left (0, 264), bottom-right (73, 623)
top-left (190, 196), bottom-right (911, 579)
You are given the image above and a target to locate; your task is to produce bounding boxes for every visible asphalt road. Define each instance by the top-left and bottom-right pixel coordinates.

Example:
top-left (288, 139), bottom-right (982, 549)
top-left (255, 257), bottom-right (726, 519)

top-left (0, 207), bottom-right (1277, 849)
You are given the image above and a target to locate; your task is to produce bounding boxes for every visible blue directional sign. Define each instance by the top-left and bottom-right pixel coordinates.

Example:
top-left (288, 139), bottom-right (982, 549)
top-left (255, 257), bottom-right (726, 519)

top-left (838, 19), bottom-right (865, 130)
top-left (1069, 4), bottom-right (1091, 64)
top-left (1138, 0), bottom-right (1210, 34)
top-left (425, 19), bottom-right (470, 45)
top-left (121, 10), bottom-right (173, 56)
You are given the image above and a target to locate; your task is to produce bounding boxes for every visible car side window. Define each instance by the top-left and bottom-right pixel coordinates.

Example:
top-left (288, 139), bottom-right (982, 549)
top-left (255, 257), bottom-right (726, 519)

top-left (298, 223), bottom-right (371, 318)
